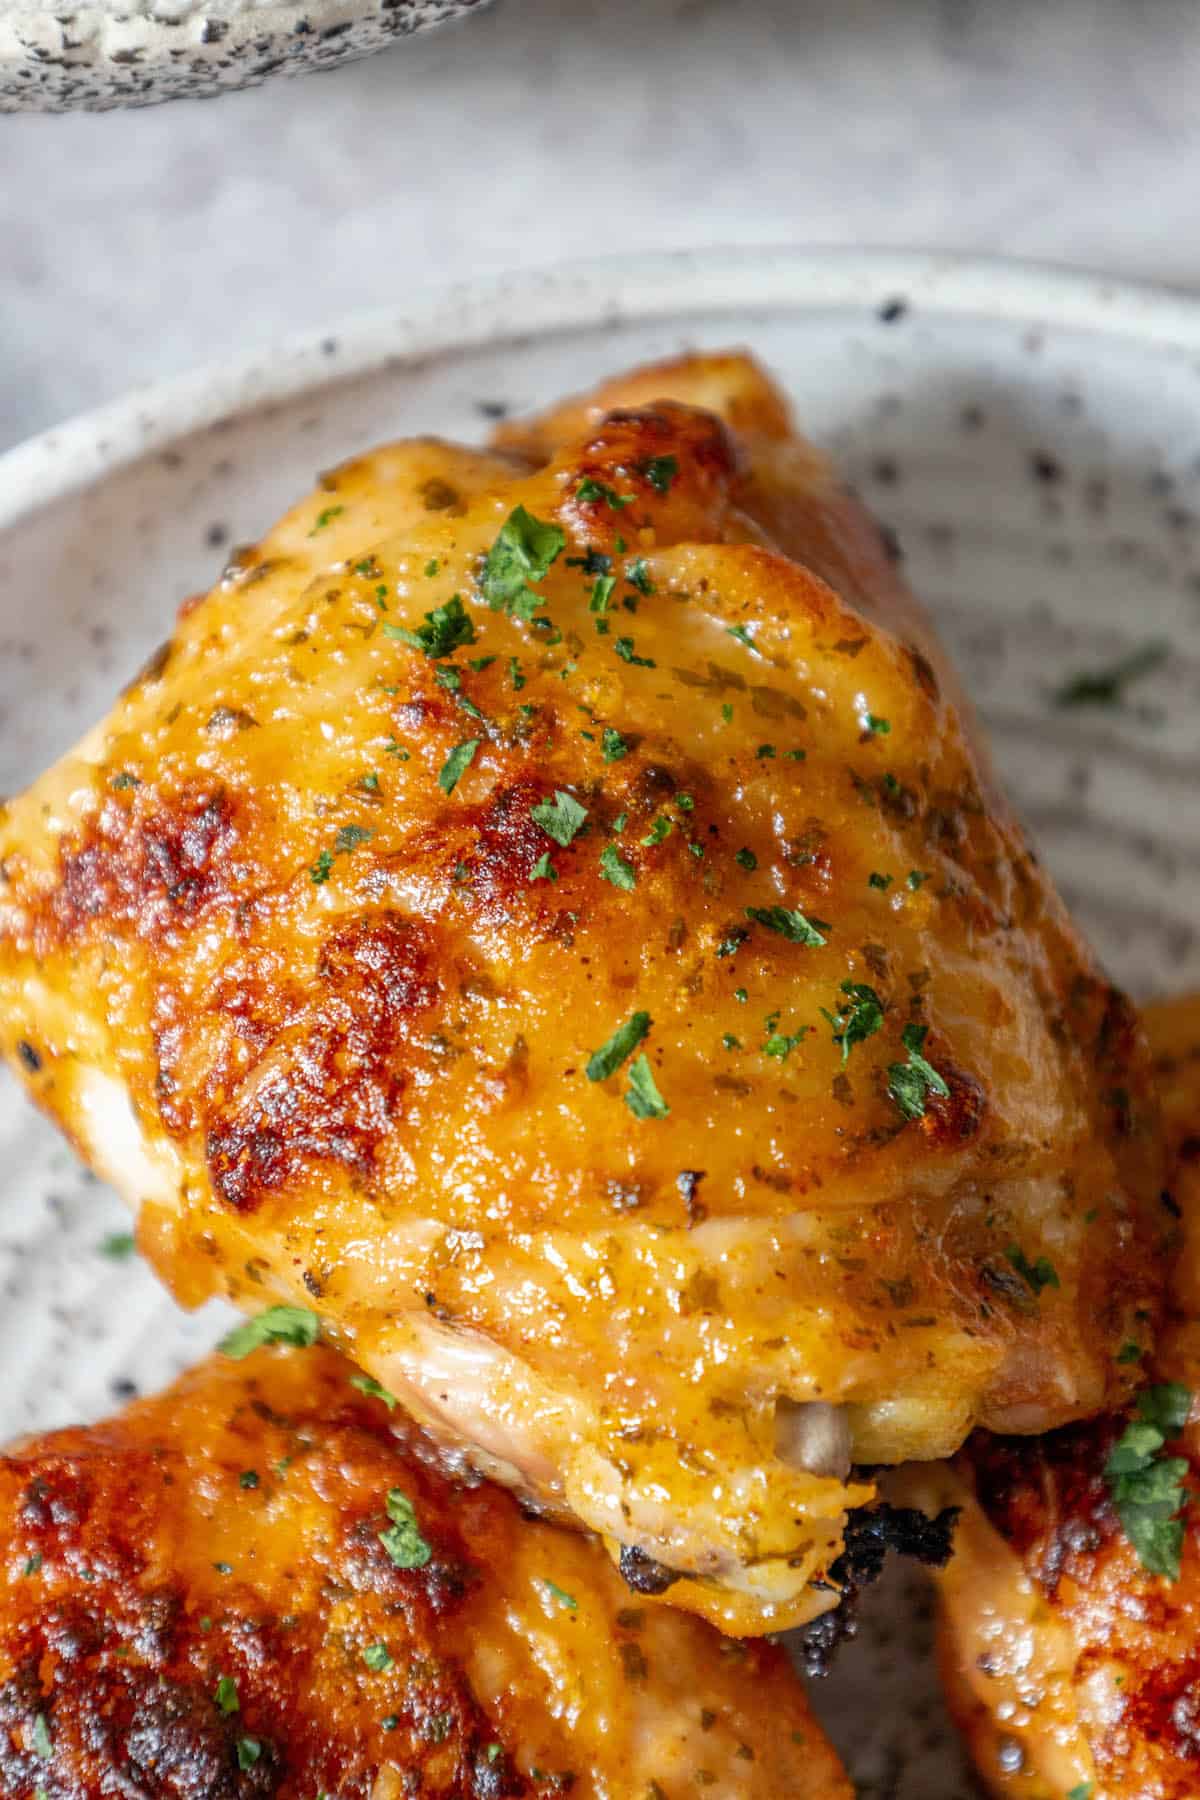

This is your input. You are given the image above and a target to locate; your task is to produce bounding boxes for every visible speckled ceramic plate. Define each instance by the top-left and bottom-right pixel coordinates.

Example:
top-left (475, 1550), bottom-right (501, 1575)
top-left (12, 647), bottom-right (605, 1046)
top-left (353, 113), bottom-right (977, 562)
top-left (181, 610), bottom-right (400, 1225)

top-left (0, 0), bottom-right (489, 112)
top-left (4, 248), bottom-right (1200, 1796)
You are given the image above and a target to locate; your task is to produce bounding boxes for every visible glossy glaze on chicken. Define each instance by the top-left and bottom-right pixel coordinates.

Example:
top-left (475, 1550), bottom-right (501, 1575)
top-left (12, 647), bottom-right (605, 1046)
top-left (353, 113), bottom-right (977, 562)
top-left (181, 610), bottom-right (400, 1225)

top-left (0, 1342), bottom-right (846, 1799)
top-left (0, 353), bottom-right (1165, 1635)
top-left (934, 995), bottom-right (1200, 1798)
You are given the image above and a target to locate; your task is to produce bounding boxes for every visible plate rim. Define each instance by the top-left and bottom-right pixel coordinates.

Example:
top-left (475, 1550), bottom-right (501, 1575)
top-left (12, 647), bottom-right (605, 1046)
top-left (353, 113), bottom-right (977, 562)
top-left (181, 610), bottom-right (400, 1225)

top-left (4, 244), bottom-right (1200, 529)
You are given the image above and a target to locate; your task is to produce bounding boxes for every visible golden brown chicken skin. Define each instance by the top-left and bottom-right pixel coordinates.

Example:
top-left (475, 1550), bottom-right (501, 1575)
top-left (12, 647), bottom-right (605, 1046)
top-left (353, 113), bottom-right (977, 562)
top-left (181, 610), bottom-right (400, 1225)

top-left (0, 353), bottom-right (1164, 1636)
top-left (933, 995), bottom-right (1200, 1799)
top-left (0, 1342), bottom-right (846, 1800)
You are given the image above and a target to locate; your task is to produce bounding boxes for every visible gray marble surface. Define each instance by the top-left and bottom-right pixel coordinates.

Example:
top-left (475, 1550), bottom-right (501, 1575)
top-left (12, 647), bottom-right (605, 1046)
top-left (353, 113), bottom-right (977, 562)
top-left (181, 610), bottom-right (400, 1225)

top-left (3, 0), bottom-right (1200, 451)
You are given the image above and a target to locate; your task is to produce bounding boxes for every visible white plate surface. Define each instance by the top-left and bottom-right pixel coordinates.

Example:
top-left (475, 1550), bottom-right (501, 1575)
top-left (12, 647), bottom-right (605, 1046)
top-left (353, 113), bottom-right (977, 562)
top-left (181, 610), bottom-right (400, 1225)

top-left (5, 247), bottom-right (1200, 1796)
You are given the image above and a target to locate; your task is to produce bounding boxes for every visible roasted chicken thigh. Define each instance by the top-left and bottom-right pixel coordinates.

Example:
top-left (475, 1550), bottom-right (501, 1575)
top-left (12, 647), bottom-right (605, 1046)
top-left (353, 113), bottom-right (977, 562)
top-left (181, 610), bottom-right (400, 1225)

top-left (0, 1342), bottom-right (846, 1799)
top-left (0, 353), bottom-right (1164, 1634)
top-left (933, 994), bottom-right (1200, 1798)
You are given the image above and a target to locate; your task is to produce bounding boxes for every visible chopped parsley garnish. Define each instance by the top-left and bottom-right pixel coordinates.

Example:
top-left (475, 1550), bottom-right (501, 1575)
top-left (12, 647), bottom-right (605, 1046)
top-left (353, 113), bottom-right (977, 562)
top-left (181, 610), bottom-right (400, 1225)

top-left (423, 558), bottom-right (439, 578)
top-left (540, 1579), bottom-right (578, 1611)
top-left (360, 772), bottom-right (380, 793)
top-left (641, 454), bottom-right (679, 493)
top-left (641, 816), bottom-right (673, 847)
top-left (865, 714), bottom-right (891, 735)
top-left (310, 848), bottom-right (334, 886)
top-left (625, 1053), bottom-right (669, 1120)
top-left (590, 574), bottom-right (616, 615)
top-left (764, 1029), bottom-right (808, 1061)
top-left (721, 703), bottom-right (734, 723)
top-left (1005, 1245), bottom-right (1061, 1295)
top-left (599, 845), bottom-right (636, 890)
top-left (308, 504), bottom-right (344, 535)
top-left (384, 593), bottom-right (476, 660)
top-left (379, 1488), bottom-right (432, 1570)
top-left (869, 872), bottom-right (893, 891)
top-left (1066, 1786), bottom-right (1093, 1800)
top-left (215, 1676), bottom-right (239, 1714)
top-left (726, 623), bottom-right (760, 654)
top-left (625, 558), bottom-right (654, 595)
top-left (236, 1740), bottom-right (262, 1771)
top-left (508, 656), bottom-right (526, 691)
top-left (532, 790), bottom-right (588, 847)
top-left (586, 1012), bottom-right (651, 1083)
top-left (821, 980), bottom-right (884, 1063)
top-left (239, 1470), bottom-right (259, 1490)
top-left (438, 738), bottom-right (481, 796)
top-left (110, 771), bottom-right (139, 791)
top-left (1104, 1383), bottom-right (1193, 1579)
top-left (723, 1033), bottom-right (741, 1050)
top-left (907, 869), bottom-right (931, 891)
top-left (886, 1022), bottom-right (950, 1120)
top-left (350, 1373), bottom-right (399, 1409)
top-left (530, 851), bottom-right (558, 883)
top-left (601, 727), bottom-right (629, 762)
top-left (22, 1555), bottom-right (41, 1578)
top-left (32, 1715), bottom-right (51, 1760)
top-left (363, 1643), bottom-right (394, 1671)
top-left (756, 744), bottom-right (776, 760)
top-left (614, 636), bottom-right (655, 668)
top-left (716, 928), bottom-right (748, 958)
top-left (745, 906), bottom-right (828, 947)
top-left (1053, 641), bottom-right (1168, 709)
top-left (675, 793), bottom-right (695, 812)
top-left (735, 848), bottom-right (757, 871)
top-left (219, 1306), bottom-right (320, 1359)
top-left (1117, 1342), bottom-right (1144, 1365)
top-left (576, 477), bottom-right (632, 510)
top-left (481, 506), bottom-right (566, 618)
top-left (334, 824), bottom-right (372, 854)
top-left (100, 1232), bottom-right (136, 1260)
top-left (434, 666), bottom-right (486, 720)
top-left (468, 655), bottom-right (496, 673)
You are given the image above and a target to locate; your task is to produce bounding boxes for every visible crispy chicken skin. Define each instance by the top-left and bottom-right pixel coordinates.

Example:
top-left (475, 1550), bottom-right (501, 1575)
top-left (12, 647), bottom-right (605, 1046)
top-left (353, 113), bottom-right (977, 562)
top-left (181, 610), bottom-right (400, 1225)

top-left (0, 352), bottom-right (1164, 1635)
top-left (0, 1343), bottom-right (846, 1800)
top-left (933, 995), bottom-right (1200, 1799)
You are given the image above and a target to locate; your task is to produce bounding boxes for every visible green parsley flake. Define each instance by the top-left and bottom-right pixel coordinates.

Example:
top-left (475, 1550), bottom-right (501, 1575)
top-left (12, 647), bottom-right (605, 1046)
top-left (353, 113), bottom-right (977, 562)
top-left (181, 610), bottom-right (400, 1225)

top-left (764, 1029), bottom-right (808, 1061)
top-left (726, 624), bottom-right (760, 654)
top-left (907, 869), bottom-right (931, 891)
top-left (625, 1053), bottom-right (669, 1120)
top-left (532, 790), bottom-right (588, 847)
top-left (480, 506), bottom-right (566, 619)
top-left (100, 1232), bottom-right (136, 1260)
top-left (865, 714), bottom-right (891, 735)
top-left (1066, 1786), bottom-right (1093, 1800)
top-left (641, 816), bottom-right (673, 847)
top-left (723, 1033), bottom-right (741, 1050)
top-left (745, 906), bottom-right (828, 947)
top-left (821, 980), bottom-right (885, 1063)
top-left (423, 558), bottom-right (439, 578)
top-left (350, 1373), bottom-right (399, 1410)
top-left (236, 1739), bottom-right (262, 1771)
top-left (22, 1555), bottom-right (41, 1578)
top-left (219, 1305), bottom-right (320, 1359)
top-left (601, 727), bottom-right (629, 762)
top-left (886, 1023), bottom-right (951, 1121)
top-left (756, 744), bottom-right (776, 760)
top-left (576, 476), bottom-right (633, 510)
top-left (334, 824), bottom-right (372, 854)
top-left (541, 1579), bottom-right (578, 1611)
top-left (360, 772), bottom-right (381, 794)
top-left (625, 558), bottom-right (654, 596)
top-left (310, 848), bottom-right (334, 886)
top-left (1053, 641), bottom-right (1167, 709)
top-left (1005, 1244), bottom-right (1061, 1295)
top-left (363, 1643), bottom-right (394, 1672)
top-left (31, 1714), bottom-right (51, 1760)
top-left (508, 656), bottom-right (526, 691)
top-left (590, 574), bottom-right (616, 615)
top-left (239, 1470), bottom-right (259, 1490)
top-left (735, 848), bottom-right (757, 871)
top-left (586, 1012), bottom-right (652, 1083)
top-left (308, 504), bottom-right (344, 536)
top-left (869, 872), bottom-right (893, 891)
top-left (1116, 1342), bottom-right (1145, 1365)
top-left (379, 1487), bottom-right (432, 1570)
top-left (614, 637), bottom-right (655, 668)
top-left (530, 851), bottom-right (558, 884)
top-left (1104, 1383), bottom-right (1193, 1579)
top-left (215, 1676), bottom-right (239, 1714)
top-left (438, 738), bottom-right (481, 796)
top-left (599, 844), bottom-right (636, 890)
top-left (641, 454), bottom-right (679, 493)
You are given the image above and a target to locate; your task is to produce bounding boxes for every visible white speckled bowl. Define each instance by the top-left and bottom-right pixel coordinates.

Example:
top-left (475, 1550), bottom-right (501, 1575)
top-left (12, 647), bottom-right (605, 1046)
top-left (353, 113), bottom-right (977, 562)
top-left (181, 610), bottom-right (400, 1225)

top-left (0, 0), bottom-right (489, 110)
top-left (3, 248), bottom-right (1200, 1795)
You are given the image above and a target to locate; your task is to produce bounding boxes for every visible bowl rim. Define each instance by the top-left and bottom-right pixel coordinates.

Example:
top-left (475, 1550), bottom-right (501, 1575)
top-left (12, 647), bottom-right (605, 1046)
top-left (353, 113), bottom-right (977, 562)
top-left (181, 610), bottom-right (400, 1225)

top-left (4, 244), bottom-right (1200, 528)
